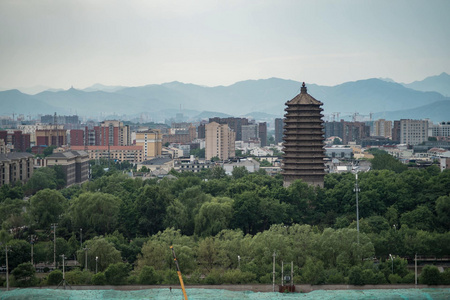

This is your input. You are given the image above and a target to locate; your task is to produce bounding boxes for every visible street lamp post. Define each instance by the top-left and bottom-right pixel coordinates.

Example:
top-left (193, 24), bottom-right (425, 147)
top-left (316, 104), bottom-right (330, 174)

top-left (95, 256), bottom-right (98, 274)
top-left (84, 247), bottom-right (89, 271)
top-left (272, 252), bottom-right (276, 292)
top-left (80, 228), bottom-right (83, 248)
top-left (61, 254), bottom-right (67, 289)
top-left (5, 245), bottom-right (10, 291)
top-left (51, 223), bottom-right (57, 269)
top-left (389, 254), bottom-right (394, 274)
top-left (237, 255), bottom-right (241, 270)
top-left (353, 172), bottom-right (360, 244)
top-left (30, 234), bottom-right (36, 265)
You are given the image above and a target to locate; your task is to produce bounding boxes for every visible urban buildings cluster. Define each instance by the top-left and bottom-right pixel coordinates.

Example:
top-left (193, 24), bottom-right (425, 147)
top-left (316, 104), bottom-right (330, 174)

top-left (1, 102), bottom-right (450, 188)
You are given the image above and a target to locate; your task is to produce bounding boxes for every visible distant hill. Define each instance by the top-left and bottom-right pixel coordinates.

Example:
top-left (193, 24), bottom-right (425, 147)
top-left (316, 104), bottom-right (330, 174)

top-left (402, 72), bottom-right (450, 97)
top-left (373, 100), bottom-right (450, 122)
top-left (0, 89), bottom-right (59, 115)
top-left (1, 74), bottom-right (449, 122)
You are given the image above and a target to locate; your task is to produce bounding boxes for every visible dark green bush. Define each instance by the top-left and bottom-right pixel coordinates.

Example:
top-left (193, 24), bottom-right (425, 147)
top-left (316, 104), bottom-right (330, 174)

top-left (138, 266), bottom-right (159, 284)
top-left (47, 270), bottom-right (63, 285)
top-left (92, 272), bottom-right (106, 285)
top-left (419, 265), bottom-right (441, 285)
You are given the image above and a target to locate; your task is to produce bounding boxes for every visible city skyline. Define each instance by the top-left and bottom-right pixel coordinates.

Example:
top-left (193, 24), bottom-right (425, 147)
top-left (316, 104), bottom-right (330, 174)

top-left (1, 0), bottom-right (449, 91)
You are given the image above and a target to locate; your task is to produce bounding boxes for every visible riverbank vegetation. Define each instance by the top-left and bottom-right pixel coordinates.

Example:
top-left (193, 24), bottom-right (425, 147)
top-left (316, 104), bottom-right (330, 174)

top-left (0, 153), bottom-right (449, 287)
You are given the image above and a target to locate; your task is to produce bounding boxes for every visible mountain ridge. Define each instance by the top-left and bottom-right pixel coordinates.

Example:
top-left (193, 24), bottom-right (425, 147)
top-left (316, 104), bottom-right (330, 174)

top-left (1, 74), bottom-right (449, 122)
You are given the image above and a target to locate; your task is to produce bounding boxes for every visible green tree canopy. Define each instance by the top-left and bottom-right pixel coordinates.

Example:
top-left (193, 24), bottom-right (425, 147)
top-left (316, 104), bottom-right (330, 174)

top-left (28, 189), bottom-right (67, 229)
top-left (70, 192), bottom-right (122, 235)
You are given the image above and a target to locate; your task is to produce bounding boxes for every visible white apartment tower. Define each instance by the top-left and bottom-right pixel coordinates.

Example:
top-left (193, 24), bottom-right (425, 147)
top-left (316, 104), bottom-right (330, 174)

top-left (205, 122), bottom-right (236, 161)
top-left (400, 119), bottom-right (429, 145)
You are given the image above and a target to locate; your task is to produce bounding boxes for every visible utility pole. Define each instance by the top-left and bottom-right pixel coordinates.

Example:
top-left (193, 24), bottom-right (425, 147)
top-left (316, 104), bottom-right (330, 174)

top-left (52, 223), bottom-right (57, 269)
top-left (30, 234), bottom-right (36, 265)
top-left (272, 252), bottom-right (276, 292)
top-left (84, 247), bottom-right (89, 271)
top-left (80, 228), bottom-right (82, 248)
top-left (415, 254), bottom-right (418, 286)
top-left (5, 245), bottom-right (10, 291)
top-left (353, 172), bottom-right (360, 244)
top-left (281, 261), bottom-right (284, 286)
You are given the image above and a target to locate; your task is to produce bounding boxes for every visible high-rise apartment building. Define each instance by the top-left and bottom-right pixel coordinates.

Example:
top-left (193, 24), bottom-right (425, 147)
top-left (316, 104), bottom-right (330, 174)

top-left (392, 120), bottom-right (401, 143)
top-left (400, 119), bottom-right (429, 145)
top-left (36, 126), bottom-right (67, 147)
top-left (373, 119), bottom-right (392, 138)
top-left (274, 118), bottom-right (284, 144)
top-left (259, 122), bottom-right (267, 147)
top-left (431, 121), bottom-right (450, 138)
top-left (209, 117), bottom-right (248, 141)
top-left (205, 122), bottom-right (236, 161)
top-left (241, 124), bottom-right (258, 142)
top-left (0, 130), bottom-right (31, 152)
top-left (135, 130), bottom-right (162, 159)
top-left (98, 120), bottom-right (131, 146)
top-left (324, 120), bottom-right (370, 145)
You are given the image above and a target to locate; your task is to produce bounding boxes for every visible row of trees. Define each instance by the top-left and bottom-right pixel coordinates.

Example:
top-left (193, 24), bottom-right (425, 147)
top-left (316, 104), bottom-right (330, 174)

top-left (3, 226), bottom-right (450, 287)
top-left (0, 151), bottom-right (449, 287)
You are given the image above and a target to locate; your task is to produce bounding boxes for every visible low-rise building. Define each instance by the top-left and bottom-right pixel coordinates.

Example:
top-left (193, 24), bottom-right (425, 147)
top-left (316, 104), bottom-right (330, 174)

top-left (70, 145), bottom-right (144, 163)
top-left (222, 159), bottom-right (260, 175)
top-left (46, 151), bottom-right (89, 186)
top-left (0, 152), bottom-right (34, 186)
top-left (325, 146), bottom-right (353, 159)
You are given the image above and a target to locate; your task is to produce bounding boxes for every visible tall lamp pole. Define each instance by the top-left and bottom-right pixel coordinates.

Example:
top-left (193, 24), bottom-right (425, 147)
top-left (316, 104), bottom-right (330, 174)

top-left (272, 252), bottom-right (276, 292)
top-left (51, 223), bottom-right (58, 269)
top-left (95, 256), bottom-right (98, 274)
top-left (353, 172), bottom-right (360, 244)
top-left (84, 247), bottom-right (89, 271)
top-left (5, 245), bottom-right (10, 291)
top-left (80, 228), bottom-right (83, 248)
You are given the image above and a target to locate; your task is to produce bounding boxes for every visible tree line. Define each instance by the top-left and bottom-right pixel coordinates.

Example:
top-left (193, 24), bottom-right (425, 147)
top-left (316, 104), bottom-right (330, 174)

top-left (0, 152), bottom-right (449, 287)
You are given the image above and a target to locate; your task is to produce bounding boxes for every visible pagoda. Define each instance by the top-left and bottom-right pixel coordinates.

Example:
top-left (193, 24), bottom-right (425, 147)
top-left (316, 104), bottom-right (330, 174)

top-left (282, 82), bottom-right (325, 187)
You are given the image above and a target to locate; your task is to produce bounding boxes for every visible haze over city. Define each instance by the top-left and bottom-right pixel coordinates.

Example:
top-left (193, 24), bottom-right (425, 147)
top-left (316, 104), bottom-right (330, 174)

top-left (1, 0), bottom-right (449, 92)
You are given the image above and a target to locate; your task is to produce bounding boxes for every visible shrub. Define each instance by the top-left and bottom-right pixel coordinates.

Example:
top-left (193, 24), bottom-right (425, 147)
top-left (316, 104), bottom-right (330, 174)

top-left (105, 262), bottom-right (130, 285)
top-left (47, 270), bottom-right (63, 286)
top-left (204, 269), bottom-right (222, 285)
top-left (92, 272), bottom-right (106, 285)
top-left (372, 272), bottom-right (387, 284)
top-left (138, 266), bottom-right (159, 285)
top-left (185, 270), bottom-right (202, 284)
top-left (11, 262), bottom-right (38, 287)
top-left (388, 274), bottom-right (401, 284)
top-left (161, 269), bottom-right (180, 285)
top-left (326, 269), bottom-right (346, 284)
top-left (348, 266), bottom-right (364, 285)
top-left (65, 269), bottom-right (92, 285)
top-left (441, 269), bottom-right (450, 285)
top-left (401, 272), bottom-right (415, 284)
top-left (419, 265), bottom-right (441, 285)
top-left (222, 269), bottom-right (256, 284)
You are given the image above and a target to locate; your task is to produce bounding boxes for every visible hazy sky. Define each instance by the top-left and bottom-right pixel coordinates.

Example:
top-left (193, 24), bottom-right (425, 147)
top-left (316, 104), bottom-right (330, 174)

top-left (1, 0), bottom-right (449, 90)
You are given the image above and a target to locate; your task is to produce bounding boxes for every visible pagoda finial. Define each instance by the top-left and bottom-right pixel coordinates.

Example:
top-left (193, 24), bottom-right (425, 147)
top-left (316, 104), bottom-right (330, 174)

top-left (301, 82), bottom-right (307, 93)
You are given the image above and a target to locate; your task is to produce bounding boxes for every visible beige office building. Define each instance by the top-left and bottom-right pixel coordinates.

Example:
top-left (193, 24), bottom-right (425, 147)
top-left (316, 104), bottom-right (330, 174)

top-left (135, 130), bottom-right (162, 159)
top-left (205, 122), bottom-right (236, 161)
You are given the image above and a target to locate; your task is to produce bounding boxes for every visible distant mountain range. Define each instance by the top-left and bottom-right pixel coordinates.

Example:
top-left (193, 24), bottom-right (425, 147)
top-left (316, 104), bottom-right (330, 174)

top-left (1, 73), bottom-right (449, 123)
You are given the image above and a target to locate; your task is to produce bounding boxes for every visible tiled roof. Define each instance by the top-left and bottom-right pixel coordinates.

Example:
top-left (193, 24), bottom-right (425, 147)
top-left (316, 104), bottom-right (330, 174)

top-left (286, 83), bottom-right (322, 106)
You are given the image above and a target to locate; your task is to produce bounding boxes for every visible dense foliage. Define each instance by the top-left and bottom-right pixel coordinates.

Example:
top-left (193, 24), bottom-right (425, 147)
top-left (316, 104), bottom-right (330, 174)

top-left (0, 154), bottom-right (449, 286)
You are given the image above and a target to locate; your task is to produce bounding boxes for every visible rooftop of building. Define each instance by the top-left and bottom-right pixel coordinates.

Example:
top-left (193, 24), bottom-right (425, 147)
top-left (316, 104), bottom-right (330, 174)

top-left (71, 146), bottom-right (143, 151)
top-left (0, 152), bottom-right (34, 162)
top-left (141, 157), bottom-right (172, 166)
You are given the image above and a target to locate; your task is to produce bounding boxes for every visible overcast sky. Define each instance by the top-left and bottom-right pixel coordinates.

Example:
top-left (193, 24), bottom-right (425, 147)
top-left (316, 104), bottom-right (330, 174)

top-left (1, 0), bottom-right (449, 90)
